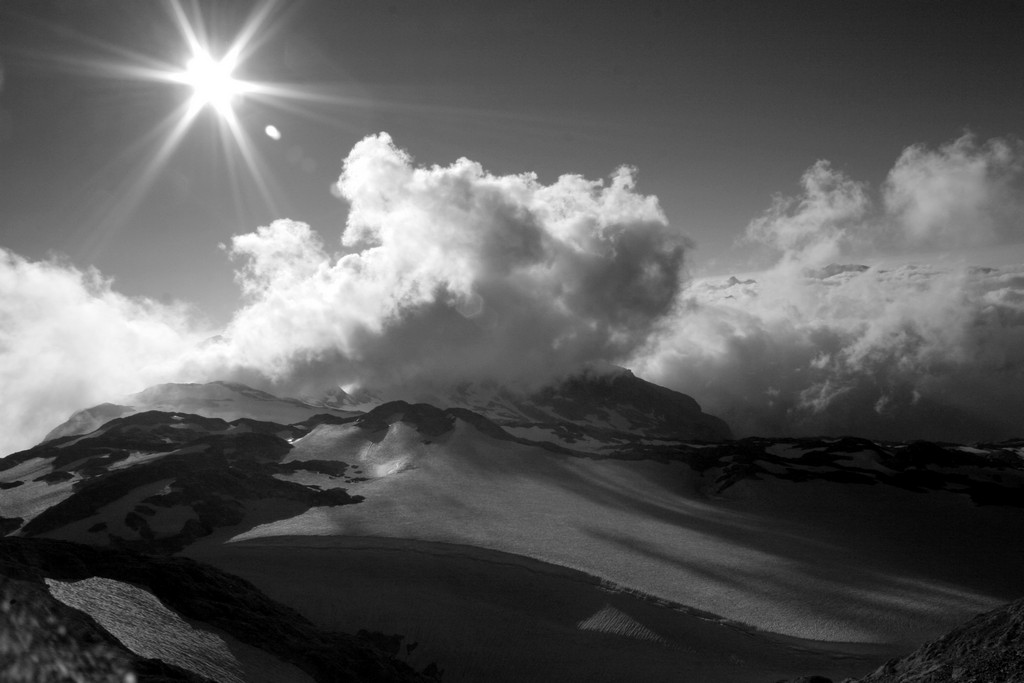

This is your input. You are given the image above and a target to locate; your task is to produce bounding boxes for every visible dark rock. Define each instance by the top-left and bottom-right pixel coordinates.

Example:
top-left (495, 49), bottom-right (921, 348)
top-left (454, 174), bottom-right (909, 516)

top-left (0, 537), bottom-right (434, 682)
top-left (851, 596), bottom-right (1024, 682)
top-left (33, 470), bottom-right (74, 483)
top-left (357, 401), bottom-right (456, 438)
top-left (0, 517), bottom-right (23, 536)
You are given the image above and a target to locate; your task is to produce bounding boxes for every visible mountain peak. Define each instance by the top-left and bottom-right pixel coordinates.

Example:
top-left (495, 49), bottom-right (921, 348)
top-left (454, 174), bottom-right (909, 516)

top-left (529, 366), bottom-right (731, 441)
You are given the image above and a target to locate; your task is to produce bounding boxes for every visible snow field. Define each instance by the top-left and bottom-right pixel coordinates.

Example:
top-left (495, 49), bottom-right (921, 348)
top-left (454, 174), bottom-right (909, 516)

top-left (231, 419), bottom-right (1024, 645)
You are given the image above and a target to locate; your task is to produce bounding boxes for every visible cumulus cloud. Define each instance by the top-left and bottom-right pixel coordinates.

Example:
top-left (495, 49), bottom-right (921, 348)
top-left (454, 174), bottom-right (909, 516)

top-left (1, 133), bottom-right (688, 454)
top-left (746, 160), bottom-right (872, 267)
top-left (884, 135), bottom-right (1024, 248)
top-left (198, 132), bottom-right (689, 395)
top-left (635, 135), bottom-right (1024, 442)
top-left (0, 249), bottom-right (207, 455)
top-left (4, 132), bottom-right (1023, 453)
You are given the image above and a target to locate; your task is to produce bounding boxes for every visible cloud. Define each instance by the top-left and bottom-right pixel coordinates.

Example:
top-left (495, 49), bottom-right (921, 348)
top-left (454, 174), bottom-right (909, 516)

top-left (635, 135), bottom-right (1024, 442)
top-left (1, 133), bottom-right (689, 454)
top-left (746, 160), bottom-right (872, 266)
top-left (884, 135), bottom-right (1024, 248)
top-left (0, 249), bottom-right (207, 455)
top-left (4, 132), bottom-right (1023, 452)
top-left (635, 264), bottom-right (1024, 442)
top-left (199, 132), bottom-right (690, 395)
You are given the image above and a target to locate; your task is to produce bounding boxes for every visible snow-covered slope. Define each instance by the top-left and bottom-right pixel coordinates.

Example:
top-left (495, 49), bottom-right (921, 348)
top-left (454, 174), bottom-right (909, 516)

top-left (5, 375), bottom-right (1024, 669)
top-left (232, 407), bottom-right (1024, 645)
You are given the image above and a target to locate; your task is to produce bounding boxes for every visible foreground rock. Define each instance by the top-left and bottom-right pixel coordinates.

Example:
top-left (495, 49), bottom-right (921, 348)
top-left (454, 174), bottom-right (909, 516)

top-left (854, 596), bottom-right (1024, 682)
top-left (0, 537), bottom-right (437, 682)
top-left (777, 597), bottom-right (1024, 683)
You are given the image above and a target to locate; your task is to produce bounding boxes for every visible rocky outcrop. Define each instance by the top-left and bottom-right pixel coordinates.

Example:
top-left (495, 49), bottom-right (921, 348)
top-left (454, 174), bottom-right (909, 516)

top-left (777, 597), bottom-right (1024, 683)
top-left (853, 597), bottom-right (1024, 683)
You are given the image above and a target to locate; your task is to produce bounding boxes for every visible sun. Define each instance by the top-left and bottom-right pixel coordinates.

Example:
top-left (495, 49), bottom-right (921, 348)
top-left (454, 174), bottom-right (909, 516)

top-left (179, 49), bottom-right (247, 118)
top-left (51, 0), bottom-right (365, 228)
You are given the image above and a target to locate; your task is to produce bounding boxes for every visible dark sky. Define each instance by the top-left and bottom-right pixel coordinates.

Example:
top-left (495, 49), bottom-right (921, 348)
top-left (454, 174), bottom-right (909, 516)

top-left (2, 0), bottom-right (1022, 322)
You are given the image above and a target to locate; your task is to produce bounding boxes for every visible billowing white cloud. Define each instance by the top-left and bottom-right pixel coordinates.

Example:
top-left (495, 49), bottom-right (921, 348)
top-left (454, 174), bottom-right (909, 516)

top-left (1, 133), bottom-right (688, 454)
top-left (746, 160), bottom-right (872, 266)
top-left (3, 133), bottom-right (1022, 454)
top-left (635, 135), bottom-right (1024, 442)
top-left (884, 135), bottom-right (1024, 248)
top-left (0, 249), bottom-right (207, 455)
top-left (198, 132), bottom-right (689, 395)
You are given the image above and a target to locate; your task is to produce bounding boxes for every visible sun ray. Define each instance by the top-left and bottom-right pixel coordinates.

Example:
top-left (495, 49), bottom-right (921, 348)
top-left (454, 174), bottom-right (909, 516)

top-left (12, 0), bottom-right (372, 240)
top-left (167, 0), bottom-right (205, 60)
top-left (220, 109), bottom-right (284, 218)
top-left (77, 102), bottom-right (200, 262)
top-left (221, 0), bottom-right (288, 66)
top-left (218, 119), bottom-right (250, 229)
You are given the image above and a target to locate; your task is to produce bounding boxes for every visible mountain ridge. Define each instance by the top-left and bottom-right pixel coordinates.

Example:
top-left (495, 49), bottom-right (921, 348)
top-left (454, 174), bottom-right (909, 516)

top-left (38, 365), bottom-right (732, 451)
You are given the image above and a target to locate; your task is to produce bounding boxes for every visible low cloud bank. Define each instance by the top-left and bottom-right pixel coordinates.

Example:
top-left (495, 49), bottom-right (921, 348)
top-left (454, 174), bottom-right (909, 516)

top-left (635, 135), bottom-right (1024, 442)
top-left (2, 133), bottom-right (1022, 454)
top-left (0, 250), bottom-right (206, 455)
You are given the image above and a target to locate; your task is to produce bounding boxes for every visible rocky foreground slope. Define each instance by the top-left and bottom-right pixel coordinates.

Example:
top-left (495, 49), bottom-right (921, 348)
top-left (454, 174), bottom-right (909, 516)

top-left (854, 596), bottom-right (1024, 682)
top-left (0, 537), bottom-right (436, 682)
top-left (780, 596), bottom-right (1024, 683)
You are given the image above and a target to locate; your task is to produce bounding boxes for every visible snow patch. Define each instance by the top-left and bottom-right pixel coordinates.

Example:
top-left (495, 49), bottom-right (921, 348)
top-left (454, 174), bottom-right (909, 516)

top-left (46, 576), bottom-right (312, 683)
top-left (0, 462), bottom-right (80, 524)
top-left (765, 443), bottom-right (810, 459)
top-left (285, 423), bottom-right (366, 463)
top-left (835, 450), bottom-right (893, 473)
top-left (358, 422), bottom-right (428, 477)
top-left (577, 603), bottom-right (665, 643)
